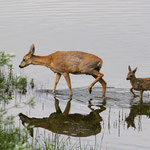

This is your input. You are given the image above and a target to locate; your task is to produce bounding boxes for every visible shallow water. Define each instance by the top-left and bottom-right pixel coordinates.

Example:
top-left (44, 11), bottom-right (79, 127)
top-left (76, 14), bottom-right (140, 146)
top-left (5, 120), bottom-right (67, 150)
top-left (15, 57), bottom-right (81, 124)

top-left (1, 1), bottom-right (150, 149)
top-left (5, 86), bottom-right (150, 150)
top-left (0, 0), bottom-right (150, 89)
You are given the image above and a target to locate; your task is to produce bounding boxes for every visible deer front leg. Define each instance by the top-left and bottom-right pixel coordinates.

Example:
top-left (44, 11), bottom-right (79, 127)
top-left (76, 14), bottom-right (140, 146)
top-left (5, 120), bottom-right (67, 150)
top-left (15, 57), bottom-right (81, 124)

top-left (62, 72), bottom-right (73, 96)
top-left (130, 88), bottom-right (138, 98)
top-left (52, 73), bottom-right (61, 94)
top-left (140, 90), bottom-right (143, 100)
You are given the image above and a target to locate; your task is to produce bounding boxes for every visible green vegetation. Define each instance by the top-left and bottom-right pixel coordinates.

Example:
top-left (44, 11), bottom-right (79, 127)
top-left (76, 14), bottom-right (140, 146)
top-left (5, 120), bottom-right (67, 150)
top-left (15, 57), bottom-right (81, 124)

top-left (0, 51), bottom-right (30, 150)
top-left (147, 109), bottom-right (150, 118)
top-left (0, 52), bottom-right (27, 102)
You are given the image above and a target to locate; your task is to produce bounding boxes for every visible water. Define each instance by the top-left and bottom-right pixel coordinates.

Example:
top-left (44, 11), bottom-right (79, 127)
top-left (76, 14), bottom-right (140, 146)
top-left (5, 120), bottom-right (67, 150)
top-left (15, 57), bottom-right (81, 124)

top-left (1, 0), bottom-right (150, 149)
top-left (1, 0), bottom-right (150, 89)
top-left (11, 87), bottom-right (150, 150)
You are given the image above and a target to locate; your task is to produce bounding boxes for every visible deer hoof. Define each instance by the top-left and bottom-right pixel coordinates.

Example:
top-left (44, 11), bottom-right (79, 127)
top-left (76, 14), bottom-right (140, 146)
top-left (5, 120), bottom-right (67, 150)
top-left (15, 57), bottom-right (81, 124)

top-left (88, 87), bottom-right (92, 94)
top-left (52, 90), bottom-right (55, 94)
top-left (102, 94), bottom-right (105, 98)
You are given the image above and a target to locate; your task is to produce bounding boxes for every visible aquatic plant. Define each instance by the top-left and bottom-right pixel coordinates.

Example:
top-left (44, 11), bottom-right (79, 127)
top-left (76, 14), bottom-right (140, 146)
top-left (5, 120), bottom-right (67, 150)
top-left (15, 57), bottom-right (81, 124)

top-left (0, 51), bottom-right (28, 100)
top-left (13, 75), bottom-right (27, 94)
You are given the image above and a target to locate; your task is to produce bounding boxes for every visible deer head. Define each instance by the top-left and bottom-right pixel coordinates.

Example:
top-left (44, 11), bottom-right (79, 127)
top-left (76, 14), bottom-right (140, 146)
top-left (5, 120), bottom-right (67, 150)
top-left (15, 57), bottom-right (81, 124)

top-left (126, 65), bottom-right (137, 80)
top-left (19, 44), bottom-right (35, 68)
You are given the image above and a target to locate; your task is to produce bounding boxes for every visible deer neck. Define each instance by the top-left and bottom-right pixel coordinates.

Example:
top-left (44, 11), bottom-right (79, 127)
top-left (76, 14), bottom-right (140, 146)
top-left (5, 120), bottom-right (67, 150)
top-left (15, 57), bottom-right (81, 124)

top-left (31, 55), bottom-right (51, 68)
top-left (130, 76), bottom-right (137, 86)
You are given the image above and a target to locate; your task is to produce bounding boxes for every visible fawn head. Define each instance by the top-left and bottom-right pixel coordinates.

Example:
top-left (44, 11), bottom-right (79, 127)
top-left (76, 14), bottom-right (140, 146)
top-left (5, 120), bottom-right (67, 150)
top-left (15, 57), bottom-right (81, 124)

top-left (126, 65), bottom-right (137, 80)
top-left (19, 44), bottom-right (35, 68)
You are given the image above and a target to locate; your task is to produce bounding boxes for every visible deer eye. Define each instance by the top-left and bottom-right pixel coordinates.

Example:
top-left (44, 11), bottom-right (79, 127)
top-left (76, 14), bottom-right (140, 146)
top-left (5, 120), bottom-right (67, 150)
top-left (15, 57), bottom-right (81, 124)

top-left (23, 59), bottom-right (26, 61)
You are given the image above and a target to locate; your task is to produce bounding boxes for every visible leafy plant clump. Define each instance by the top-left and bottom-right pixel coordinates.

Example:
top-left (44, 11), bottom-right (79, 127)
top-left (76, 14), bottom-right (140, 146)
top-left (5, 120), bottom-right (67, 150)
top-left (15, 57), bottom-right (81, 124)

top-left (0, 52), bottom-right (28, 101)
top-left (0, 51), bottom-right (15, 67)
top-left (0, 128), bottom-right (29, 150)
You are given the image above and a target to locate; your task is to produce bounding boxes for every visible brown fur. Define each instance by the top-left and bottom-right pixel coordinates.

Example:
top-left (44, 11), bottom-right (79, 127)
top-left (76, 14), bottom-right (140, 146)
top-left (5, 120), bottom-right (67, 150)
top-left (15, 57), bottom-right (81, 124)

top-left (19, 44), bottom-right (107, 97)
top-left (127, 65), bottom-right (150, 100)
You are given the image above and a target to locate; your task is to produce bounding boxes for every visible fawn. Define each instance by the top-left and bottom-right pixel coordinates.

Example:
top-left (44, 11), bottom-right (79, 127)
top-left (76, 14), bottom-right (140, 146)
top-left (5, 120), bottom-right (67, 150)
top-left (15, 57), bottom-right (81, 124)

top-left (19, 44), bottom-right (107, 97)
top-left (127, 65), bottom-right (150, 100)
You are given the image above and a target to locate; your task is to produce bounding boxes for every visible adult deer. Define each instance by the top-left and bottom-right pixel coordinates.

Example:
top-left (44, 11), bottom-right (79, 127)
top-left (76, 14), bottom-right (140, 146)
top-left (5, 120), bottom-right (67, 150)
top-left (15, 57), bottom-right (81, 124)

top-left (127, 65), bottom-right (150, 100)
top-left (19, 44), bottom-right (107, 97)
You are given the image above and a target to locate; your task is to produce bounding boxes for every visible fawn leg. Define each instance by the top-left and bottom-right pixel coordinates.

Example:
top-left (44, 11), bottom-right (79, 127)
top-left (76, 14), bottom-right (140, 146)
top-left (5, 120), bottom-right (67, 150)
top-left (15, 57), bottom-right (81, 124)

top-left (130, 88), bottom-right (138, 97)
top-left (88, 71), bottom-right (104, 94)
top-left (140, 91), bottom-right (143, 100)
top-left (52, 73), bottom-right (61, 94)
top-left (62, 72), bottom-right (73, 96)
top-left (92, 75), bottom-right (107, 97)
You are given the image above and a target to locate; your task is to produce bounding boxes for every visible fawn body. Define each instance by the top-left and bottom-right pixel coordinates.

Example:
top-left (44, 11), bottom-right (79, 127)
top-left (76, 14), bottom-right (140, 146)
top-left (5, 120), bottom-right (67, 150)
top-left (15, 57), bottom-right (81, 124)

top-left (19, 44), bottom-right (107, 97)
top-left (127, 65), bottom-right (150, 100)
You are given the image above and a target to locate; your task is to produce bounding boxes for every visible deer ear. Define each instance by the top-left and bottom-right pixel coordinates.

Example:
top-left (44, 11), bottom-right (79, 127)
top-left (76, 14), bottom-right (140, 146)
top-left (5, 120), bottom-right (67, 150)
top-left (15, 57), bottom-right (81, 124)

top-left (28, 44), bottom-right (35, 56)
top-left (128, 65), bottom-right (131, 71)
top-left (133, 67), bottom-right (137, 73)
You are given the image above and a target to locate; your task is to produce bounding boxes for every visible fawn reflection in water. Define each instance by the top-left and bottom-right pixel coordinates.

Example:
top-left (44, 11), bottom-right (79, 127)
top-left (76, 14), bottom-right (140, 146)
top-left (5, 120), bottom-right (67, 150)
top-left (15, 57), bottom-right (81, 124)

top-left (19, 97), bottom-right (106, 137)
top-left (126, 99), bottom-right (150, 129)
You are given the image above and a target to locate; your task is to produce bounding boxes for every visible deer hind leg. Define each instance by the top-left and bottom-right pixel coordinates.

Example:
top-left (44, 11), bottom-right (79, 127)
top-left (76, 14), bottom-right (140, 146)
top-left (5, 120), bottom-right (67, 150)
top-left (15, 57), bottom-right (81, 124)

top-left (90, 74), bottom-right (107, 97)
top-left (98, 78), bottom-right (107, 97)
top-left (88, 71), bottom-right (104, 94)
top-left (62, 72), bottom-right (73, 96)
top-left (52, 73), bottom-right (61, 94)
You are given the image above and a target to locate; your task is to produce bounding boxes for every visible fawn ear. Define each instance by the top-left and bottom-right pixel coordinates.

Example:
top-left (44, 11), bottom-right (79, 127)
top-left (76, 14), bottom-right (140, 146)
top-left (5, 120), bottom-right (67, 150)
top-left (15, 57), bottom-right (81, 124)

top-left (133, 67), bottom-right (137, 73)
top-left (128, 65), bottom-right (132, 71)
top-left (28, 44), bottom-right (35, 57)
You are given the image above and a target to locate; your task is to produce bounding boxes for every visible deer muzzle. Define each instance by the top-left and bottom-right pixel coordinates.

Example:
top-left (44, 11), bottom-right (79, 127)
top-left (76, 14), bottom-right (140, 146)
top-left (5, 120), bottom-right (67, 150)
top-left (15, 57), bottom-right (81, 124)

top-left (19, 65), bottom-right (23, 68)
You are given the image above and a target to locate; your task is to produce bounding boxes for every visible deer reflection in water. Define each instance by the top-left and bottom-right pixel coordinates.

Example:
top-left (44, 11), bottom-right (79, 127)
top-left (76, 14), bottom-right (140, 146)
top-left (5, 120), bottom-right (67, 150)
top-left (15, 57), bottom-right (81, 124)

top-left (19, 97), bottom-right (106, 137)
top-left (126, 100), bottom-right (150, 128)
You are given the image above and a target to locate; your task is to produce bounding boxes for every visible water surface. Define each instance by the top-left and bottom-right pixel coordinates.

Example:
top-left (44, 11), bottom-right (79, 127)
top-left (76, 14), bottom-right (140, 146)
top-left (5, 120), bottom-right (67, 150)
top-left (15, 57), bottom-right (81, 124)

top-left (1, 1), bottom-right (150, 149)
top-left (0, 0), bottom-right (150, 89)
